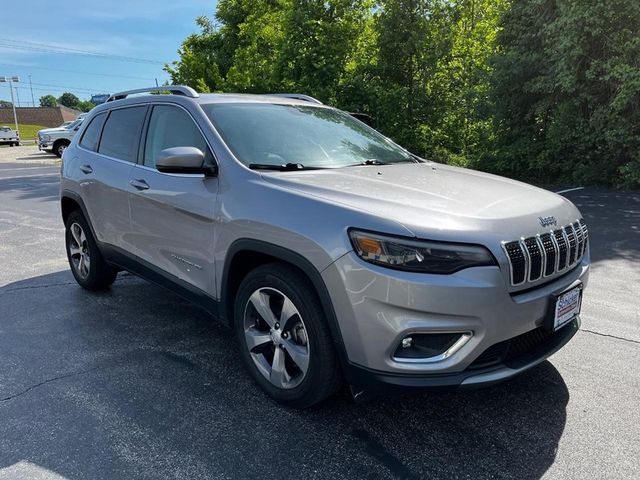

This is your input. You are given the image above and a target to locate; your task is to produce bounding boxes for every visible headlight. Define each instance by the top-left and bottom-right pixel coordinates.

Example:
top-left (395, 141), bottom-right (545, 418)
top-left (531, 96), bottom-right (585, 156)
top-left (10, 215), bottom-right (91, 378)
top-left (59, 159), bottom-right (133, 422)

top-left (43, 135), bottom-right (51, 141)
top-left (349, 229), bottom-right (496, 274)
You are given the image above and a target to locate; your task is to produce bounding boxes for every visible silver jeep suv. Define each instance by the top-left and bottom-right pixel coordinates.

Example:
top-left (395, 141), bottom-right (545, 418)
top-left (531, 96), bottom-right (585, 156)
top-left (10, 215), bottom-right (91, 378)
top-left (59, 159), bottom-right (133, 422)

top-left (60, 86), bottom-right (590, 407)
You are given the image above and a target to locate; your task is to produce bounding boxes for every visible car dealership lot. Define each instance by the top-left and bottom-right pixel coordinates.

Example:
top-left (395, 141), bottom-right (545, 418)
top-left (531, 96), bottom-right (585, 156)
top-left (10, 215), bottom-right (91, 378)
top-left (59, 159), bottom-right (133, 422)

top-left (0, 146), bottom-right (638, 480)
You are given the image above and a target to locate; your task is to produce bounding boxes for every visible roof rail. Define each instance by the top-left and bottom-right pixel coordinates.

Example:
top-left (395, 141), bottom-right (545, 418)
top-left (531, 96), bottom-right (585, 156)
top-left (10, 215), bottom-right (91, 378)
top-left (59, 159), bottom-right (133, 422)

top-left (106, 85), bottom-right (199, 102)
top-left (269, 93), bottom-right (323, 105)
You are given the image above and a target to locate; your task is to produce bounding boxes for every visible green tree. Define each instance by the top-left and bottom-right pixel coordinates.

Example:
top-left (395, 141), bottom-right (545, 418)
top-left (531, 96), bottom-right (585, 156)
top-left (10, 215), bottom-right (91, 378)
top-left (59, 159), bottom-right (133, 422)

top-left (57, 92), bottom-right (81, 109)
top-left (39, 95), bottom-right (57, 107)
top-left (76, 100), bottom-right (96, 112)
top-left (0, 100), bottom-right (13, 108)
top-left (489, 0), bottom-right (640, 188)
top-left (275, 0), bottom-right (372, 104)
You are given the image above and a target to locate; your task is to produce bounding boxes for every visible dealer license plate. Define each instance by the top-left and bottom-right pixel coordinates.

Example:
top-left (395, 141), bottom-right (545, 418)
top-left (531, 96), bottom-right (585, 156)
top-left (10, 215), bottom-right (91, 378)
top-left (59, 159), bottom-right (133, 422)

top-left (554, 286), bottom-right (582, 331)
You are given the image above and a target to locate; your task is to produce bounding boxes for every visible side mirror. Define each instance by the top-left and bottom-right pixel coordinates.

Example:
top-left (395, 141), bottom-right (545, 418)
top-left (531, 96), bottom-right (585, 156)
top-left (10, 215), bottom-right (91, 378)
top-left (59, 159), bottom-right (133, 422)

top-left (156, 146), bottom-right (217, 176)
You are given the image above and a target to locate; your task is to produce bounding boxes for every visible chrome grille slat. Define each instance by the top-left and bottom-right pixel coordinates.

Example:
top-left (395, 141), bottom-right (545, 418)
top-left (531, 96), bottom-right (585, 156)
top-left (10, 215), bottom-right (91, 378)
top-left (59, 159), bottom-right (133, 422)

top-left (539, 233), bottom-right (556, 277)
top-left (566, 225), bottom-right (577, 266)
top-left (503, 219), bottom-right (588, 287)
top-left (573, 221), bottom-right (584, 257)
top-left (523, 237), bottom-right (543, 281)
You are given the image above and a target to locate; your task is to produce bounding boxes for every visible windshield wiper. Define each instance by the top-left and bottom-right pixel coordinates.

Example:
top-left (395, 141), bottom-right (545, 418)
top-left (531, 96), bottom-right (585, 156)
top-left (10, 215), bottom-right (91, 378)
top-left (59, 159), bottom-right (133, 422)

top-left (249, 163), bottom-right (324, 171)
top-left (345, 157), bottom-right (424, 167)
top-left (345, 159), bottom-right (387, 167)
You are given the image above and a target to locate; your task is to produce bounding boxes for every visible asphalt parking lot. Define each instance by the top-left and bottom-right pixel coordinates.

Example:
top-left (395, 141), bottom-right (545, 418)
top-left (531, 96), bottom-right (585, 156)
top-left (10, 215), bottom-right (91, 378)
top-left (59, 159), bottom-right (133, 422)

top-left (0, 145), bottom-right (638, 480)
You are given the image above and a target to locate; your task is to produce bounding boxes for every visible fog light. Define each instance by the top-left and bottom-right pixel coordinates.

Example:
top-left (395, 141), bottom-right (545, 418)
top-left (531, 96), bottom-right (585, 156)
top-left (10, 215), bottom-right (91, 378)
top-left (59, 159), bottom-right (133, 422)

top-left (393, 332), bottom-right (472, 362)
top-left (401, 337), bottom-right (413, 348)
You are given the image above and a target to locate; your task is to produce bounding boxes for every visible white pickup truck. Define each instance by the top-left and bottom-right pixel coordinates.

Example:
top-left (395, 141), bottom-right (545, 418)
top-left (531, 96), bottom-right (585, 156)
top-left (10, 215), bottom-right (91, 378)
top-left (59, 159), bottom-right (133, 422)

top-left (37, 115), bottom-right (85, 157)
top-left (0, 126), bottom-right (20, 146)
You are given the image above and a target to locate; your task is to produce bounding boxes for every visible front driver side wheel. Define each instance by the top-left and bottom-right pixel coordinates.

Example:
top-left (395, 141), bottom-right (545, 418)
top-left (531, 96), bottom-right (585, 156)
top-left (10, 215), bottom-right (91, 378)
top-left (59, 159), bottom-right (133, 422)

top-left (65, 210), bottom-right (117, 290)
top-left (234, 263), bottom-right (342, 408)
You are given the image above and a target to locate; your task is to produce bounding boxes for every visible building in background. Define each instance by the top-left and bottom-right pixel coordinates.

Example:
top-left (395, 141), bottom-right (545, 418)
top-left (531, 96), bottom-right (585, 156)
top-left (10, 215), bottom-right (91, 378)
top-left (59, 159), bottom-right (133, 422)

top-left (90, 94), bottom-right (110, 105)
top-left (0, 105), bottom-right (82, 128)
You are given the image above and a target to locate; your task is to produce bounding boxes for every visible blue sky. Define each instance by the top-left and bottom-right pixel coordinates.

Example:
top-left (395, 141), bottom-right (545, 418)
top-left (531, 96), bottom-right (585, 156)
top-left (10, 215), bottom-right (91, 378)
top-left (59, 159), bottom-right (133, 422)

top-left (0, 0), bottom-right (218, 105)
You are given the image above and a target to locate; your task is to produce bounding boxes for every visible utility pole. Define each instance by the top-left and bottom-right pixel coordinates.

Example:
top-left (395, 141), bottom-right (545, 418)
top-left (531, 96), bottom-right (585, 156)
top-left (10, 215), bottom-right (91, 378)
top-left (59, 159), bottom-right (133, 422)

top-left (29, 74), bottom-right (35, 107)
top-left (0, 76), bottom-right (20, 132)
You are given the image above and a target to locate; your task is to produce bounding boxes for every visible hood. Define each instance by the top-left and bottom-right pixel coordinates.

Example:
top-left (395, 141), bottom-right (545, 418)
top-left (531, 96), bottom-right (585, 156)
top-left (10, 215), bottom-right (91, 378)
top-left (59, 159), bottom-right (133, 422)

top-left (39, 127), bottom-right (68, 135)
top-left (260, 162), bottom-right (581, 246)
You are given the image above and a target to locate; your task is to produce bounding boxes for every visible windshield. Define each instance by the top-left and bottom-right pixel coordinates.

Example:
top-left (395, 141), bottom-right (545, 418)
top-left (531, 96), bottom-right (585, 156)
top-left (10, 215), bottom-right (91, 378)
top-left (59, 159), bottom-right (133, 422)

top-left (202, 103), bottom-right (414, 169)
top-left (65, 119), bottom-right (83, 130)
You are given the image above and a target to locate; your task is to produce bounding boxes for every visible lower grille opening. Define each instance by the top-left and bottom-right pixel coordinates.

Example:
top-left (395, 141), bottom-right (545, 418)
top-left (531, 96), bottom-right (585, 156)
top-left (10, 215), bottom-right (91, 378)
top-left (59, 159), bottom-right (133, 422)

top-left (467, 326), bottom-right (560, 371)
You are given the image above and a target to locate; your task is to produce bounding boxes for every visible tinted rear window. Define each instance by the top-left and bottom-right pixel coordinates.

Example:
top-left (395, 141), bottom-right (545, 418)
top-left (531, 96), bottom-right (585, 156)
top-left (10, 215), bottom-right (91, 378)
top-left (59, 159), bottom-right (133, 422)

top-left (79, 112), bottom-right (107, 152)
top-left (98, 106), bottom-right (146, 162)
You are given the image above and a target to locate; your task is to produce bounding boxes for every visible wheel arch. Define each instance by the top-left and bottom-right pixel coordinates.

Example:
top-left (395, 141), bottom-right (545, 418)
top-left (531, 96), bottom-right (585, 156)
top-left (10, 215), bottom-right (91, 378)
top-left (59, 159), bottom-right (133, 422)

top-left (221, 239), bottom-right (349, 365)
top-left (60, 190), bottom-right (99, 242)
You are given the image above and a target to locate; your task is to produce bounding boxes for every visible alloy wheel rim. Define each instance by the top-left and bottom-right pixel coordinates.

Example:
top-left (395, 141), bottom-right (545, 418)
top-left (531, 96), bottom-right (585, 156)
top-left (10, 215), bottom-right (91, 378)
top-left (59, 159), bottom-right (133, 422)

top-left (243, 287), bottom-right (310, 389)
top-left (69, 222), bottom-right (90, 279)
top-left (58, 144), bottom-right (66, 156)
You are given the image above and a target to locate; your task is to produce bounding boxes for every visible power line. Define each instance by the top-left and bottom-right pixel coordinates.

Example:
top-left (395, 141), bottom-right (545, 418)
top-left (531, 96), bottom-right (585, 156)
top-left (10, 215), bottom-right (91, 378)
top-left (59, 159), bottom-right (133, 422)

top-left (29, 81), bottom-right (112, 94)
top-left (0, 38), bottom-right (166, 65)
top-left (0, 62), bottom-right (157, 81)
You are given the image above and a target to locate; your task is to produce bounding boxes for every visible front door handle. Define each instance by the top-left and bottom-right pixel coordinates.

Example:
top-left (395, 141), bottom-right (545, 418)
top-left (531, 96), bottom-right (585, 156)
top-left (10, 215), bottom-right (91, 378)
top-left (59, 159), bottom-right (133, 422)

top-left (129, 179), bottom-right (150, 191)
top-left (80, 164), bottom-right (93, 174)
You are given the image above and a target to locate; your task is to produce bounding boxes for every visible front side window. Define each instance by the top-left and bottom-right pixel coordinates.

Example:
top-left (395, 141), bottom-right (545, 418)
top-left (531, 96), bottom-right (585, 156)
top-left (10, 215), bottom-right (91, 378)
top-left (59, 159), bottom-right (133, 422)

top-left (98, 106), bottom-right (146, 162)
top-left (79, 112), bottom-right (107, 152)
top-left (202, 103), bottom-right (414, 169)
top-left (143, 105), bottom-right (213, 168)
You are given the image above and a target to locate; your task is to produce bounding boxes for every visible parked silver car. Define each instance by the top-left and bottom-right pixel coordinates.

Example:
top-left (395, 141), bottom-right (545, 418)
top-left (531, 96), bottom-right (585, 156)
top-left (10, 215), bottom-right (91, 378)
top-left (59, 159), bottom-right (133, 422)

top-left (60, 86), bottom-right (589, 407)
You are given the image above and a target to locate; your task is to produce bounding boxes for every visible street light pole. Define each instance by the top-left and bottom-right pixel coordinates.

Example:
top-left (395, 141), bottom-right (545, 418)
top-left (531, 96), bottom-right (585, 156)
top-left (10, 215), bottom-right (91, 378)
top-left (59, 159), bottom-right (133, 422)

top-left (0, 76), bottom-right (20, 133)
top-left (14, 85), bottom-right (20, 108)
top-left (29, 74), bottom-right (35, 107)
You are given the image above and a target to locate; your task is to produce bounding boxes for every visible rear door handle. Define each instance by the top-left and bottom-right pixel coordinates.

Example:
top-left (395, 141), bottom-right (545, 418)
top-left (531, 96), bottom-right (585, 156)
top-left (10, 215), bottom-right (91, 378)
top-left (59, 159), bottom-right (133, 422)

top-left (129, 179), bottom-right (150, 191)
top-left (80, 165), bottom-right (93, 174)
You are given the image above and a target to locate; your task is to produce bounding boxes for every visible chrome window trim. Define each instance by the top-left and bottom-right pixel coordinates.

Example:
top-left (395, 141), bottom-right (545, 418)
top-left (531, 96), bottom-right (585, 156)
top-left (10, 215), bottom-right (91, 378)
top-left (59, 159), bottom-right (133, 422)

top-left (142, 101), bottom-right (219, 169)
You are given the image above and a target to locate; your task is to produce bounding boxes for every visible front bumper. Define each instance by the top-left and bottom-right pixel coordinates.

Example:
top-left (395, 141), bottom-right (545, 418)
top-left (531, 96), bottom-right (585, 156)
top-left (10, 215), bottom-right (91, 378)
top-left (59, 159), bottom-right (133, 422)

top-left (321, 249), bottom-right (589, 390)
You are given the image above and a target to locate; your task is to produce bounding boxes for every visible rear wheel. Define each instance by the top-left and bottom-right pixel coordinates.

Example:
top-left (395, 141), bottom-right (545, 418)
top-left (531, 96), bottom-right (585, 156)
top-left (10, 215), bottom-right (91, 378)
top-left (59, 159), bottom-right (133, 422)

top-left (234, 263), bottom-right (341, 408)
top-left (65, 210), bottom-right (117, 290)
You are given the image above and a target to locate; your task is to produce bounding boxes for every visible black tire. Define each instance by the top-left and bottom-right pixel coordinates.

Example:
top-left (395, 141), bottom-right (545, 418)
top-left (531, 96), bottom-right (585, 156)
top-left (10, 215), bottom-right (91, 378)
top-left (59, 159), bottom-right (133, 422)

top-left (234, 263), bottom-right (342, 408)
top-left (53, 140), bottom-right (69, 158)
top-left (65, 210), bottom-right (117, 290)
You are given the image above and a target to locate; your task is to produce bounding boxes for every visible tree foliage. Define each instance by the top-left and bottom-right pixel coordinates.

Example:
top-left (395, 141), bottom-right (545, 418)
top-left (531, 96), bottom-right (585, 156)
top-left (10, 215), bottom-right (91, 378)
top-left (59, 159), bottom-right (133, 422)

top-left (57, 92), bottom-right (81, 109)
top-left (487, 0), bottom-right (640, 188)
top-left (166, 0), bottom-right (640, 188)
top-left (39, 95), bottom-right (57, 107)
top-left (53, 92), bottom-right (95, 112)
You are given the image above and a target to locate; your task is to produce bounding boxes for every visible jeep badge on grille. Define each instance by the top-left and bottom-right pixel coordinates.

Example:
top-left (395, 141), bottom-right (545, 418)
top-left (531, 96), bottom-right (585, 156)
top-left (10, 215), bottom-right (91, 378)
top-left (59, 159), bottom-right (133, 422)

top-left (538, 215), bottom-right (557, 227)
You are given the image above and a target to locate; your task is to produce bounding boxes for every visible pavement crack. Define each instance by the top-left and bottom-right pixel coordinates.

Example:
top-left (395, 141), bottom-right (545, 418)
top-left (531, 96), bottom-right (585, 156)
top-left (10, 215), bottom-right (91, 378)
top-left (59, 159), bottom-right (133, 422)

top-left (580, 328), bottom-right (640, 345)
top-left (0, 281), bottom-right (76, 294)
top-left (0, 367), bottom-right (99, 403)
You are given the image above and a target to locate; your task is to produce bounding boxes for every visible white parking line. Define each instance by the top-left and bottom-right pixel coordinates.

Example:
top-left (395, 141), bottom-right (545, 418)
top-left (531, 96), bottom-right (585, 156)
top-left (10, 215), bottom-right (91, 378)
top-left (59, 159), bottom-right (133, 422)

top-left (0, 173), bottom-right (59, 180)
top-left (0, 167), bottom-right (56, 172)
top-left (555, 187), bottom-right (585, 194)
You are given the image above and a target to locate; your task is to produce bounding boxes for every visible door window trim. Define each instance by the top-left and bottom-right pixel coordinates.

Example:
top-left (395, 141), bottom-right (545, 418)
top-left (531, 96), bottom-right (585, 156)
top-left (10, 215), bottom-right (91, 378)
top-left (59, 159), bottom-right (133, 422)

top-left (139, 101), bottom-right (219, 174)
top-left (78, 111), bottom-right (108, 152)
top-left (94, 104), bottom-right (149, 163)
